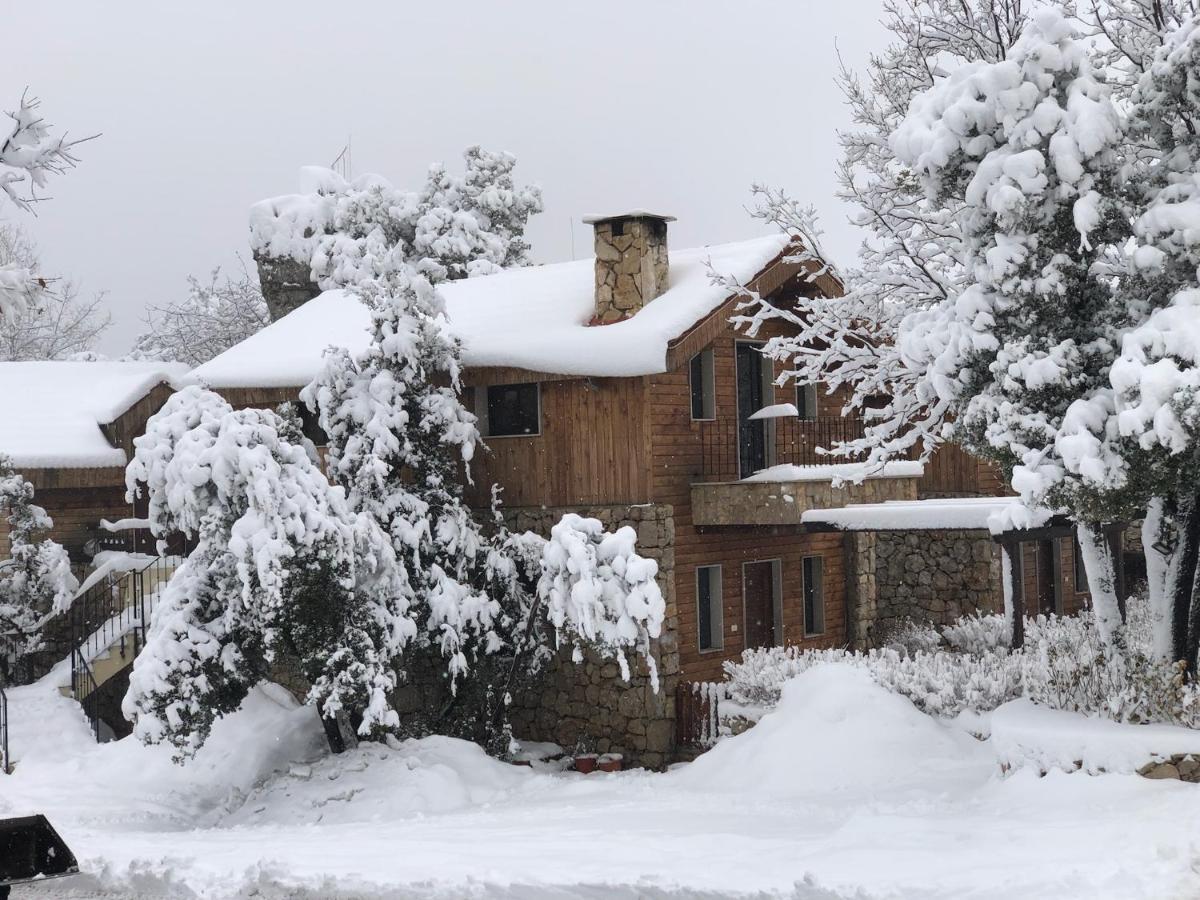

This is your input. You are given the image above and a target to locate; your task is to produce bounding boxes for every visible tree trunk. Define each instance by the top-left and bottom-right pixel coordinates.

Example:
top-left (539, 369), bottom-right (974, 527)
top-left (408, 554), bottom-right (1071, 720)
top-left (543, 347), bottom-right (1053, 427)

top-left (1143, 498), bottom-right (1179, 662)
top-left (1171, 490), bottom-right (1200, 669)
top-left (1002, 543), bottom-right (1023, 649)
top-left (320, 709), bottom-right (359, 754)
top-left (1076, 522), bottom-right (1123, 651)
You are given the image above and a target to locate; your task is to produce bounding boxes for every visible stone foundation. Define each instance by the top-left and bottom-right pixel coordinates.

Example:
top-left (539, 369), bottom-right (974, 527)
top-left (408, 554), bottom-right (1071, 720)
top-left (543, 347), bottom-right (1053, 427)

top-left (869, 529), bottom-right (1003, 638)
top-left (502, 502), bottom-right (679, 769)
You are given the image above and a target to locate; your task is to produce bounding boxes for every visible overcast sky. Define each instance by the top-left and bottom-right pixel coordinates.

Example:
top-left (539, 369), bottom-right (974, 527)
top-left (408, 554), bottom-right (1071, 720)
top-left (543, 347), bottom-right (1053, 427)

top-left (1, 0), bottom-right (890, 355)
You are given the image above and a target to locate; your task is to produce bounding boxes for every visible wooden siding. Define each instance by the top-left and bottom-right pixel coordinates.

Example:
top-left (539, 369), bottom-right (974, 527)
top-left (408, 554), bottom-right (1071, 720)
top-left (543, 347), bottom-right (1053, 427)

top-left (466, 376), bottom-right (651, 508)
top-left (649, 307), bottom-right (855, 682)
top-left (33, 485), bottom-right (132, 561)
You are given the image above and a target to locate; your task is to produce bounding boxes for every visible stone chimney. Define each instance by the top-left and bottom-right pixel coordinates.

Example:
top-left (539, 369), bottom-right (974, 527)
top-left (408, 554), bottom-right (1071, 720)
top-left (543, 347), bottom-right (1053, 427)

top-left (584, 211), bottom-right (674, 324)
top-left (255, 252), bottom-right (323, 322)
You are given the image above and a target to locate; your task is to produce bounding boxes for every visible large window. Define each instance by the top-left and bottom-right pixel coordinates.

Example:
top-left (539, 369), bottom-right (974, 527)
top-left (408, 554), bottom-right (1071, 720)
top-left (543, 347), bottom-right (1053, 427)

top-left (795, 383), bottom-right (819, 420)
top-left (475, 382), bottom-right (541, 437)
top-left (802, 556), bottom-right (824, 636)
top-left (690, 348), bottom-right (715, 420)
top-left (697, 565), bottom-right (723, 651)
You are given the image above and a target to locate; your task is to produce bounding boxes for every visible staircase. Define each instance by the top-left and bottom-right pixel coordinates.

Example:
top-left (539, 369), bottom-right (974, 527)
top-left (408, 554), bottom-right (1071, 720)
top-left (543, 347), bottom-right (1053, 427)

top-left (58, 554), bottom-right (178, 740)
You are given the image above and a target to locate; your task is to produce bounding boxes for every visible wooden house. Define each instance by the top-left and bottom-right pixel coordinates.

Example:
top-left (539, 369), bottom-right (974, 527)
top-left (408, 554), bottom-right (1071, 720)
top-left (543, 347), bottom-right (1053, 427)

top-left (0, 361), bottom-right (189, 565)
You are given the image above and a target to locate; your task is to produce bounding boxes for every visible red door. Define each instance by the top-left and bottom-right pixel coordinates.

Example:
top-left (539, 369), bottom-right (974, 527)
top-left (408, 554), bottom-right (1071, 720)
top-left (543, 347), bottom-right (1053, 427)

top-left (743, 561), bottom-right (777, 650)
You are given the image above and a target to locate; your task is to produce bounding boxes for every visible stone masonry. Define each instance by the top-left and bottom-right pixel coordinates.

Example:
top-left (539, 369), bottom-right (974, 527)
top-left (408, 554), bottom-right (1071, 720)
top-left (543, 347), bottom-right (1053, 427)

top-left (255, 252), bottom-right (322, 322)
top-left (863, 529), bottom-right (1004, 639)
top-left (502, 502), bottom-right (680, 769)
top-left (591, 215), bottom-right (670, 323)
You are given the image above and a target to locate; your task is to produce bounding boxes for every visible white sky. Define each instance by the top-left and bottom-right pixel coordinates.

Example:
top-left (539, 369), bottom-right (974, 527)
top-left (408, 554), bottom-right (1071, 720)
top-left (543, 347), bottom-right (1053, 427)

top-left (0, 0), bottom-right (890, 355)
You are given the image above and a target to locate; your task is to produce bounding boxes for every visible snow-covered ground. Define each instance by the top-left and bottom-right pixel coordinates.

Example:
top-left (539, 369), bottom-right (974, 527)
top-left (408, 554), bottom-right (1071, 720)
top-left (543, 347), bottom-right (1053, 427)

top-left (3, 666), bottom-right (1199, 899)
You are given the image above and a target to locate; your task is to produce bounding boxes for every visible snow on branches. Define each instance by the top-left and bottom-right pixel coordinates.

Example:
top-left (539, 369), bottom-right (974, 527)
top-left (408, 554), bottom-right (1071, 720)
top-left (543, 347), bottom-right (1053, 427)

top-left (123, 387), bottom-right (415, 756)
top-left (538, 514), bottom-right (666, 690)
top-left (0, 92), bottom-right (90, 214)
top-left (249, 146), bottom-right (543, 288)
top-left (132, 263), bottom-right (269, 366)
top-left (0, 457), bottom-right (76, 674)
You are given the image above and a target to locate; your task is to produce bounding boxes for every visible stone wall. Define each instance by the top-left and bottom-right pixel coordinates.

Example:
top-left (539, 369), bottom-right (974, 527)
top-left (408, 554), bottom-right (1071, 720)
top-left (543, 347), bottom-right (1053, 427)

top-left (592, 217), bottom-right (670, 323)
top-left (502, 502), bottom-right (680, 769)
top-left (844, 531), bottom-right (877, 650)
top-left (255, 252), bottom-right (321, 322)
top-left (872, 529), bottom-right (1004, 636)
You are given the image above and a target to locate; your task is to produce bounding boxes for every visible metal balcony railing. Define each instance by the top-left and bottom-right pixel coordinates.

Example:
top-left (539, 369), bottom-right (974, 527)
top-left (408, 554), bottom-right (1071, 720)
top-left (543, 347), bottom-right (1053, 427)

top-left (697, 416), bottom-right (865, 482)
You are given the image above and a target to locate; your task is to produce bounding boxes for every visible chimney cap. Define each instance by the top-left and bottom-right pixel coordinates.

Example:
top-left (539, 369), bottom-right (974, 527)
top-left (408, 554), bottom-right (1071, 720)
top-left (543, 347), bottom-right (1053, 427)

top-left (582, 210), bottom-right (676, 225)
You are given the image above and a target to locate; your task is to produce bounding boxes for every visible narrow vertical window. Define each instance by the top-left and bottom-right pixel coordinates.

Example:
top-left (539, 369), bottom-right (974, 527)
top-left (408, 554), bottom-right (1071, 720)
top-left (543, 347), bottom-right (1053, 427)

top-left (796, 383), bottom-right (818, 420)
top-left (697, 564), bottom-right (723, 651)
top-left (690, 348), bottom-right (715, 420)
top-left (803, 556), bottom-right (824, 636)
top-left (1073, 535), bottom-right (1087, 593)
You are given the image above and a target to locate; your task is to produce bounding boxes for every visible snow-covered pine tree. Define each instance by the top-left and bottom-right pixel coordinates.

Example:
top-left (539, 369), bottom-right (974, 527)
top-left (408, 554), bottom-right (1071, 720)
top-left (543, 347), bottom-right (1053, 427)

top-left (122, 387), bottom-right (415, 757)
top-left (0, 456), bottom-right (76, 681)
top-left (296, 164), bottom-right (664, 750)
top-left (248, 146), bottom-right (544, 321)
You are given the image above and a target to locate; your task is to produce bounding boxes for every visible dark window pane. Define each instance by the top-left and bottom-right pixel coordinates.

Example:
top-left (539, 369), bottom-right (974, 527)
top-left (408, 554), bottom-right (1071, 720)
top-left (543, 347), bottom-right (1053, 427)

top-left (486, 383), bottom-right (540, 436)
top-left (803, 556), bottom-right (824, 635)
top-left (697, 565), bottom-right (721, 651)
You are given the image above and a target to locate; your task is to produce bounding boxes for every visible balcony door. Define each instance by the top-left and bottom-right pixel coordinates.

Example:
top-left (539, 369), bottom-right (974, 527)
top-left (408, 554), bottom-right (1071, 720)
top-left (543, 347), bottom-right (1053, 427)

top-left (736, 341), bottom-right (772, 478)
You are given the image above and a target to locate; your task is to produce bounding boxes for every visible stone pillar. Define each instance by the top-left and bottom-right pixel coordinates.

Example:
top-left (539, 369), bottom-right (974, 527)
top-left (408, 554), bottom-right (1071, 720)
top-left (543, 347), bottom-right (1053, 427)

top-left (502, 502), bottom-right (679, 769)
top-left (585, 213), bottom-right (673, 324)
top-left (254, 252), bottom-right (322, 322)
top-left (844, 531), bottom-right (877, 650)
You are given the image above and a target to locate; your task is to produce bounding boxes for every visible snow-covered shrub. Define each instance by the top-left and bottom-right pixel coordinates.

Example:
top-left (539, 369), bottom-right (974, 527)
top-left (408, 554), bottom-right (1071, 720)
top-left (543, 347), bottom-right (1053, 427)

top-left (724, 595), bottom-right (1200, 729)
top-left (877, 618), bottom-right (943, 656)
top-left (0, 456), bottom-right (77, 678)
top-left (941, 612), bottom-right (1011, 655)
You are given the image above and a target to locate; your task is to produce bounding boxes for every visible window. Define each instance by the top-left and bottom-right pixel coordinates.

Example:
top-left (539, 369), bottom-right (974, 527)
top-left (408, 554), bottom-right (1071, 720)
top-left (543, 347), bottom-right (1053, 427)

top-left (802, 556), bottom-right (824, 636)
top-left (689, 348), bottom-right (715, 420)
top-left (796, 383), bottom-right (818, 420)
top-left (474, 382), bottom-right (541, 437)
top-left (697, 565), bottom-right (724, 651)
top-left (1073, 535), bottom-right (1087, 593)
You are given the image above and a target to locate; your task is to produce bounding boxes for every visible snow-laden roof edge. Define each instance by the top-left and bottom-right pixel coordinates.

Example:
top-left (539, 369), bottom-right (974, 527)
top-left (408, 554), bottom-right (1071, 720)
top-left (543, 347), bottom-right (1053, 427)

top-left (741, 461), bottom-right (925, 484)
top-left (801, 497), bottom-right (1053, 535)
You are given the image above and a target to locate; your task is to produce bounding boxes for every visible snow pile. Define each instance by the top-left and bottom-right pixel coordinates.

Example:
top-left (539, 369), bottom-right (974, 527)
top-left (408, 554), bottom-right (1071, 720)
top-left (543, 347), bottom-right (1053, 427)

top-left (675, 665), bottom-right (988, 799)
top-left (990, 698), bottom-right (1200, 775)
top-left (220, 735), bottom-right (528, 827)
top-left (1, 681), bottom-right (327, 828)
top-left (743, 460), bottom-right (924, 484)
top-left (193, 234), bottom-right (790, 386)
top-left (0, 360), bottom-right (191, 467)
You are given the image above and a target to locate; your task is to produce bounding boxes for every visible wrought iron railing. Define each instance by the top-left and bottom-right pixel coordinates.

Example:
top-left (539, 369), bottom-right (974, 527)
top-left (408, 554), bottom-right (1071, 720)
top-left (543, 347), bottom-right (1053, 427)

top-left (0, 682), bottom-right (9, 774)
top-left (65, 554), bottom-right (177, 740)
top-left (697, 416), bottom-right (865, 481)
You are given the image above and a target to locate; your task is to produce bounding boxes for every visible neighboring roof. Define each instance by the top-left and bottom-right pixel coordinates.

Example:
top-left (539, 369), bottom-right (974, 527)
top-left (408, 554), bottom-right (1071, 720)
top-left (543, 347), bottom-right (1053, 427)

top-left (0, 361), bottom-right (191, 469)
top-left (581, 210), bottom-right (677, 224)
top-left (801, 497), bottom-right (1052, 535)
top-left (194, 233), bottom-right (792, 389)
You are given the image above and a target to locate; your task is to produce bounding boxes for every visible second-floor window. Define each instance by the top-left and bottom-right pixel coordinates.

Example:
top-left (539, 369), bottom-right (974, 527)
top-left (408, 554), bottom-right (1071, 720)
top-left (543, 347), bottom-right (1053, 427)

top-left (796, 383), bottom-right (819, 420)
top-left (690, 348), bottom-right (715, 420)
top-left (475, 382), bottom-right (541, 437)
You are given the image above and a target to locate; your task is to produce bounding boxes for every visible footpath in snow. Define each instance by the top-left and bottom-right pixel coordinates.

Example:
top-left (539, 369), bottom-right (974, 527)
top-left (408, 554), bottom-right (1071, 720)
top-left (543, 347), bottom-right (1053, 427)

top-left (3, 665), bottom-right (1200, 899)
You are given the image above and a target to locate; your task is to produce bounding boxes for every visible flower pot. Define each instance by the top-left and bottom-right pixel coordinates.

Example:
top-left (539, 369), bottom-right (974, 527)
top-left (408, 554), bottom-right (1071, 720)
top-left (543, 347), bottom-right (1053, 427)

top-left (597, 753), bottom-right (623, 773)
top-left (574, 754), bottom-right (598, 774)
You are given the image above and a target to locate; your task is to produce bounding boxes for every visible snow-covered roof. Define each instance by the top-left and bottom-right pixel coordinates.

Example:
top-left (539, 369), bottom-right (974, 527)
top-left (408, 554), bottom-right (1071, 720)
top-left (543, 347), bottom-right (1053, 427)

top-left (581, 210), bottom-right (676, 224)
top-left (801, 496), bottom-right (1051, 535)
top-left (194, 234), bottom-right (791, 388)
top-left (0, 361), bottom-right (191, 468)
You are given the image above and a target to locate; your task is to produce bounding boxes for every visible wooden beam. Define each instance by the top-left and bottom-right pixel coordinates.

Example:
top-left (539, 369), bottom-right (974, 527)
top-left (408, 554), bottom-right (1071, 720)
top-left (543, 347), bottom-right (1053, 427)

top-left (1004, 541), bottom-right (1025, 649)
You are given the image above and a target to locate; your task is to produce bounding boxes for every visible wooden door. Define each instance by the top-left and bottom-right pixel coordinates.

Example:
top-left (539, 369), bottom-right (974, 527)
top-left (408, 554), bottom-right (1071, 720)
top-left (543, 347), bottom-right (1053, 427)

top-left (743, 561), bottom-right (777, 650)
top-left (1035, 540), bottom-right (1060, 616)
top-left (736, 343), bottom-right (768, 477)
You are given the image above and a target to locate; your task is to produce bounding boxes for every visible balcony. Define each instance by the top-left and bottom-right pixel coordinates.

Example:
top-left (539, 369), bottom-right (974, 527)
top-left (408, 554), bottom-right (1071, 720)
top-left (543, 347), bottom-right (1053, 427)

top-left (690, 416), bottom-right (921, 527)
